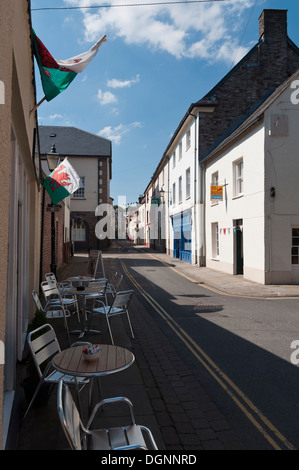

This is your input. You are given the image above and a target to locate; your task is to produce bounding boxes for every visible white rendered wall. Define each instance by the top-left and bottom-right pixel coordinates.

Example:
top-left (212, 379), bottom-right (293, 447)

top-left (205, 123), bottom-right (266, 283)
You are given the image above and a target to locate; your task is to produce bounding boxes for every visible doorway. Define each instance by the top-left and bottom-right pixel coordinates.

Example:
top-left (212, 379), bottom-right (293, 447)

top-left (234, 219), bottom-right (243, 275)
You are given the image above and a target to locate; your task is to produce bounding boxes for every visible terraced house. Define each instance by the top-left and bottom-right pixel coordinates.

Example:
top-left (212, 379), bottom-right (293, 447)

top-left (143, 9), bottom-right (299, 285)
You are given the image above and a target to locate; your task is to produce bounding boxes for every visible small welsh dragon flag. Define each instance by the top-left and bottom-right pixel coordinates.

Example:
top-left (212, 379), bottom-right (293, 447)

top-left (43, 158), bottom-right (81, 205)
top-left (32, 29), bottom-right (107, 102)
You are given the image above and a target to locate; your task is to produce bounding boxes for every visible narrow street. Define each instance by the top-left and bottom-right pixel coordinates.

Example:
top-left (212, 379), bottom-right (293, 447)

top-left (106, 240), bottom-right (299, 450)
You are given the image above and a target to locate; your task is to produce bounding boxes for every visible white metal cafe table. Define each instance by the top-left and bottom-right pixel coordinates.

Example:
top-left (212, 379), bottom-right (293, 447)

top-left (52, 344), bottom-right (135, 412)
top-left (66, 284), bottom-right (107, 338)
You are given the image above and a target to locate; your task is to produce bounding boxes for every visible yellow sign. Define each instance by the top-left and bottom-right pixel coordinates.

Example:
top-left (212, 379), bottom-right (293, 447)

top-left (210, 185), bottom-right (223, 201)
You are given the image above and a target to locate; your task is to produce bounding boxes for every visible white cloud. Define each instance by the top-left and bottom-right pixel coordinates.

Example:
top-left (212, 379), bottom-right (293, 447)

top-left (97, 89), bottom-right (117, 105)
top-left (49, 113), bottom-right (63, 120)
top-left (107, 74), bottom-right (140, 89)
top-left (64, 0), bottom-right (256, 63)
top-left (98, 122), bottom-right (142, 145)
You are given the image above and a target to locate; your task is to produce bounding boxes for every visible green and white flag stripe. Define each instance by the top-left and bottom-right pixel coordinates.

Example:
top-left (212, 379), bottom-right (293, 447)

top-left (32, 29), bottom-right (106, 102)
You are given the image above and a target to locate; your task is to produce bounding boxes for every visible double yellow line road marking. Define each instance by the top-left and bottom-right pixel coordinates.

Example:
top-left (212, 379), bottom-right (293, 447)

top-left (120, 258), bottom-right (296, 451)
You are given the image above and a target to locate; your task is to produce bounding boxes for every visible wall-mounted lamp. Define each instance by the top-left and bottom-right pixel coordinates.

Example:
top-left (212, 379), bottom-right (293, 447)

top-left (159, 187), bottom-right (171, 204)
top-left (270, 187), bottom-right (276, 198)
top-left (46, 143), bottom-right (60, 172)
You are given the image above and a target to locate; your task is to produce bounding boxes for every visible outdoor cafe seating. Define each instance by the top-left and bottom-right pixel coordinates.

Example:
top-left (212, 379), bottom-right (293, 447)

top-left (57, 380), bottom-right (158, 450)
top-left (23, 324), bottom-right (90, 421)
top-left (89, 290), bottom-right (135, 345)
top-left (21, 249), bottom-right (159, 450)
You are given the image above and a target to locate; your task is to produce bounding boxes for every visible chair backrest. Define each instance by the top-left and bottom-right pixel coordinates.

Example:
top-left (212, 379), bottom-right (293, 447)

top-left (57, 380), bottom-right (86, 450)
top-left (32, 290), bottom-right (44, 312)
top-left (45, 272), bottom-right (57, 284)
top-left (41, 280), bottom-right (60, 302)
top-left (88, 279), bottom-right (107, 291)
top-left (28, 324), bottom-right (61, 378)
top-left (112, 290), bottom-right (134, 310)
top-left (110, 272), bottom-right (123, 293)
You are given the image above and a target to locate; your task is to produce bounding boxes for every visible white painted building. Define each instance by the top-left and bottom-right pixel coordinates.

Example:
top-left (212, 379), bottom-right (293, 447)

top-left (204, 71), bottom-right (299, 284)
top-left (167, 114), bottom-right (199, 264)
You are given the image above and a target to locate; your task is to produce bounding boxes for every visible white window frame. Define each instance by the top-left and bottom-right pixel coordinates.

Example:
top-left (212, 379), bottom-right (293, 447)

top-left (172, 151), bottom-right (176, 168)
top-left (72, 176), bottom-right (85, 199)
top-left (178, 142), bottom-right (182, 161)
top-left (186, 167), bottom-right (191, 199)
top-left (186, 127), bottom-right (191, 150)
top-left (72, 219), bottom-right (86, 241)
top-left (233, 159), bottom-right (243, 197)
top-left (211, 223), bottom-right (219, 259)
top-left (212, 171), bottom-right (218, 186)
top-left (211, 171), bottom-right (219, 205)
top-left (172, 182), bottom-right (176, 205)
top-left (178, 176), bottom-right (182, 204)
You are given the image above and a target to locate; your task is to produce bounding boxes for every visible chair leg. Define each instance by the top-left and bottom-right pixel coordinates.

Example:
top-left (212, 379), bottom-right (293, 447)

top-left (106, 316), bottom-right (114, 345)
top-left (22, 377), bottom-right (46, 421)
top-left (75, 302), bottom-right (80, 322)
top-left (126, 310), bottom-right (134, 339)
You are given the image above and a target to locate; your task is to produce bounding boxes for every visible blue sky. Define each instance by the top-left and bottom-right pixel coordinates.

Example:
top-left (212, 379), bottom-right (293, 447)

top-left (31, 0), bottom-right (299, 205)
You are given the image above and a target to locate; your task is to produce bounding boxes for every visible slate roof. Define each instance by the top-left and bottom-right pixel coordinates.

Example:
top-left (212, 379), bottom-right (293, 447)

top-left (201, 68), bottom-right (299, 162)
top-left (38, 125), bottom-right (111, 157)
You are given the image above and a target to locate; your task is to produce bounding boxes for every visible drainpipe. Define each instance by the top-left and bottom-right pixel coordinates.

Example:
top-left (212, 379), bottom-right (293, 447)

top-left (189, 112), bottom-right (199, 265)
top-left (167, 155), bottom-right (170, 255)
top-left (199, 160), bottom-right (206, 267)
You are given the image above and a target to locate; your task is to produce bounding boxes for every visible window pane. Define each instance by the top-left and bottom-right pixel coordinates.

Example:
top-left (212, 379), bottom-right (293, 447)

top-left (186, 168), bottom-right (190, 198)
top-left (292, 237), bottom-right (299, 246)
top-left (292, 256), bottom-right (299, 265)
top-left (73, 177), bottom-right (85, 198)
top-left (178, 176), bottom-right (182, 203)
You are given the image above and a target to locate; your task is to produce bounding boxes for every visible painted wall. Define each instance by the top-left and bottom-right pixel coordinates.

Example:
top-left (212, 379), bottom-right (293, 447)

top-left (205, 123), bottom-right (266, 283)
top-left (168, 117), bottom-right (199, 264)
top-left (264, 83), bottom-right (299, 284)
top-left (0, 0), bottom-right (41, 448)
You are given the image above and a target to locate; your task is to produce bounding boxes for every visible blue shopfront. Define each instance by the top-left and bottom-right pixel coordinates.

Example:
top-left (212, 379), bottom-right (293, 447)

top-left (171, 209), bottom-right (192, 264)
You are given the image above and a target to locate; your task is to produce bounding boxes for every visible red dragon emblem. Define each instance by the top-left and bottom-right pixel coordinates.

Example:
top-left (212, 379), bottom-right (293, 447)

top-left (35, 34), bottom-right (73, 73)
top-left (49, 165), bottom-right (71, 192)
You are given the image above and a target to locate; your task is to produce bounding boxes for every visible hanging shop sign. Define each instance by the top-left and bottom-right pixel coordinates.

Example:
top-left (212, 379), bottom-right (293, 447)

top-left (210, 185), bottom-right (223, 201)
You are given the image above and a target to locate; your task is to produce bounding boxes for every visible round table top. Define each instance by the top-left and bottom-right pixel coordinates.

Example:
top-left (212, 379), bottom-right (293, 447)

top-left (52, 344), bottom-right (135, 377)
top-left (64, 284), bottom-right (107, 296)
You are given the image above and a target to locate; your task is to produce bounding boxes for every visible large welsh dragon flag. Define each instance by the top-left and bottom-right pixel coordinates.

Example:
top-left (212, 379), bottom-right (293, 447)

top-left (43, 158), bottom-right (81, 205)
top-left (32, 29), bottom-right (106, 101)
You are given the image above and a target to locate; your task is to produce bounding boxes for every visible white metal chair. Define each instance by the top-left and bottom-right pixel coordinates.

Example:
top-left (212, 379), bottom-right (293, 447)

top-left (57, 380), bottom-right (158, 450)
top-left (85, 278), bottom-right (108, 303)
top-left (23, 324), bottom-right (90, 420)
top-left (86, 250), bottom-right (102, 279)
top-left (45, 272), bottom-right (72, 292)
top-left (41, 279), bottom-right (80, 322)
top-left (90, 290), bottom-right (134, 345)
top-left (106, 272), bottom-right (123, 297)
top-left (32, 290), bottom-right (71, 345)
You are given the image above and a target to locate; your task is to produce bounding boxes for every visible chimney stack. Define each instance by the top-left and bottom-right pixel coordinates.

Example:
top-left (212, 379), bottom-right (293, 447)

top-left (259, 9), bottom-right (288, 42)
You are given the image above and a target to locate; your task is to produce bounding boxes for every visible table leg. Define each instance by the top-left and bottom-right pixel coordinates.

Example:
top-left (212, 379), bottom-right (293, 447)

top-left (70, 295), bottom-right (101, 339)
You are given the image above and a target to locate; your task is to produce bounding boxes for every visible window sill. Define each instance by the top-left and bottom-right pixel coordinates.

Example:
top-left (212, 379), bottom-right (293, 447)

top-left (232, 193), bottom-right (244, 200)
